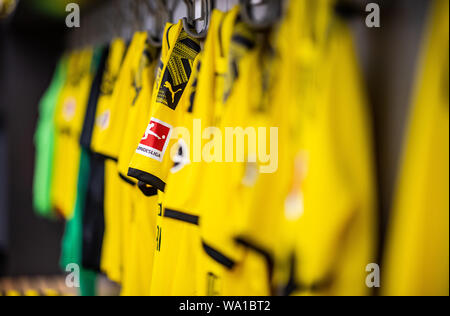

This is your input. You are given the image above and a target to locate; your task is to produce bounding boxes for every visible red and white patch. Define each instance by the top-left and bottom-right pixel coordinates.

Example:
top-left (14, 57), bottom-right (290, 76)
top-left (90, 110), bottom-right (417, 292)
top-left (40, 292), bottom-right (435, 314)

top-left (136, 118), bottom-right (172, 161)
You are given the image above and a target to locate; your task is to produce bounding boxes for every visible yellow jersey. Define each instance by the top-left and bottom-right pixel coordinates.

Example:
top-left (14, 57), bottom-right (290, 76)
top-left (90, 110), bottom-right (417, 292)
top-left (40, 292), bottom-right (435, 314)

top-left (118, 43), bottom-right (161, 296)
top-left (127, 21), bottom-right (202, 191)
top-left (195, 10), bottom-right (280, 295)
top-left (290, 15), bottom-right (377, 296)
top-left (148, 9), bottom-right (245, 296)
top-left (383, 0), bottom-right (449, 296)
top-left (124, 21), bottom-right (201, 295)
top-left (52, 48), bottom-right (94, 218)
top-left (94, 35), bottom-right (147, 283)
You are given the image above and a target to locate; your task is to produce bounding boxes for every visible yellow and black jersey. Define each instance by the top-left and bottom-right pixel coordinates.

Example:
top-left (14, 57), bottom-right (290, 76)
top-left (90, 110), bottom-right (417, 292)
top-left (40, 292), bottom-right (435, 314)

top-left (201, 47), bottom-right (274, 296)
top-left (100, 160), bottom-right (123, 283)
top-left (192, 10), bottom-right (285, 296)
top-left (89, 38), bottom-right (127, 284)
top-left (120, 185), bottom-right (159, 296)
top-left (90, 36), bottom-right (133, 160)
top-left (96, 33), bottom-right (155, 284)
top-left (116, 45), bottom-right (160, 183)
top-left (117, 43), bottom-right (161, 296)
top-left (147, 9), bottom-right (243, 296)
top-left (383, 0), bottom-right (449, 296)
top-left (127, 20), bottom-right (202, 192)
top-left (225, 0), bottom-right (377, 297)
top-left (246, 0), bottom-right (335, 293)
top-left (289, 13), bottom-right (377, 296)
top-left (89, 38), bottom-right (127, 156)
top-left (163, 7), bottom-right (243, 222)
top-left (51, 48), bottom-right (95, 219)
top-left (125, 20), bottom-right (202, 296)
top-left (145, 54), bottom-right (202, 296)
top-left (121, 22), bottom-right (191, 296)
top-left (196, 10), bottom-right (257, 265)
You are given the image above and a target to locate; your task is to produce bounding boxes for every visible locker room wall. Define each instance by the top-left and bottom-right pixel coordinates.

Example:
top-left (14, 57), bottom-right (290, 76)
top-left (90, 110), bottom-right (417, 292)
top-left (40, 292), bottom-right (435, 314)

top-left (0, 0), bottom-right (432, 277)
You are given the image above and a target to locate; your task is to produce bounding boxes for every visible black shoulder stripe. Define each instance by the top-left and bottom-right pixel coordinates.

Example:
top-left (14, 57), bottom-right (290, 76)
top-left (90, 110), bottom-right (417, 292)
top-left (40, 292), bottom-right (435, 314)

top-left (164, 209), bottom-right (199, 225)
top-left (127, 168), bottom-right (166, 192)
top-left (202, 242), bottom-right (236, 270)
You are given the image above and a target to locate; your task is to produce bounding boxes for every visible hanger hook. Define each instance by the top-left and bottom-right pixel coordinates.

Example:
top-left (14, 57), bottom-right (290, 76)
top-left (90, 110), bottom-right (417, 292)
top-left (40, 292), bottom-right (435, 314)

top-left (142, 0), bottom-right (167, 47)
top-left (239, 0), bottom-right (282, 30)
top-left (182, 0), bottom-right (211, 39)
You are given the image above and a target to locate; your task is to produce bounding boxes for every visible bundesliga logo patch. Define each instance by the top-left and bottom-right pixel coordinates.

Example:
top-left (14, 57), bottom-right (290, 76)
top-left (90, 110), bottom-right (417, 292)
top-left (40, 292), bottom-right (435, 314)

top-left (136, 118), bottom-right (172, 161)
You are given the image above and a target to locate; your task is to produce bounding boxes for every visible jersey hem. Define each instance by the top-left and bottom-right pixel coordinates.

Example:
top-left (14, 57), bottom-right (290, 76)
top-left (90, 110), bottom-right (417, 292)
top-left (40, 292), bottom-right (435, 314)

top-left (127, 168), bottom-right (166, 192)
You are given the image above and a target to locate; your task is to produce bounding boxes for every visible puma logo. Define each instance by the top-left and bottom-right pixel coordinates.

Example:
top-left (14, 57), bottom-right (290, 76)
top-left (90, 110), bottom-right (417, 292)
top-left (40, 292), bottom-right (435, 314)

top-left (164, 81), bottom-right (182, 103)
top-left (142, 123), bottom-right (166, 141)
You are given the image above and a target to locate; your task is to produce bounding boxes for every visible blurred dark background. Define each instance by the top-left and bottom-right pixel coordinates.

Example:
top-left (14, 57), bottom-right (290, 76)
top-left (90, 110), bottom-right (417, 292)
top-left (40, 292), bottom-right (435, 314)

top-left (0, 0), bottom-right (105, 277)
top-left (0, 1), bottom-right (65, 277)
top-left (0, 0), bottom-right (430, 277)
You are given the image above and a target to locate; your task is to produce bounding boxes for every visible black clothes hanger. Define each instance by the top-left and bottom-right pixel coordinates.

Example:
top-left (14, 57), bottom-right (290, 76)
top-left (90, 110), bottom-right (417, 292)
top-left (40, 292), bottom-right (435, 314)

top-left (239, 0), bottom-right (283, 30)
top-left (182, 0), bottom-right (212, 39)
top-left (116, 0), bottom-right (137, 41)
top-left (142, 0), bottom-right (169, 48)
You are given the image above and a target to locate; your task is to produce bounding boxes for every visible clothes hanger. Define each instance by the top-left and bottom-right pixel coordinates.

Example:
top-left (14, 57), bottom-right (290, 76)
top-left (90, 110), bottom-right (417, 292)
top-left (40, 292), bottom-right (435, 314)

top-left (142, 0), bottom-right (168, 48)
top-left (334, 0), bottom-right (367, 20)
top-left (110, 0), bottom-right (126, 39)
top-left (118, 0), bottom-right (138, 41)
top-left (182, 0), bottom-right (212, 39)
top-left (132, 0), bottom-right (144, 32)
top-left (239, 0), bottom-right (283, 31)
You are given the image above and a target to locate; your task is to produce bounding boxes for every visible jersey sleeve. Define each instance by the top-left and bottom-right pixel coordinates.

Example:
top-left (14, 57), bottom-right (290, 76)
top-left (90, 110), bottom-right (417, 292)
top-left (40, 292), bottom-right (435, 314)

top-left (127, 22), bottom-right (201, 192)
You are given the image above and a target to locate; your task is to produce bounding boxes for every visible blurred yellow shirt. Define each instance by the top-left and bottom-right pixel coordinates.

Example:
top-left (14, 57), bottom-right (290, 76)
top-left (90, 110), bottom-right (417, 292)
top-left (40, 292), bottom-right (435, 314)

top-left (383, 0), bottom-right (449, 296)
top-left (52, 49), bottom-right (94, 218)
